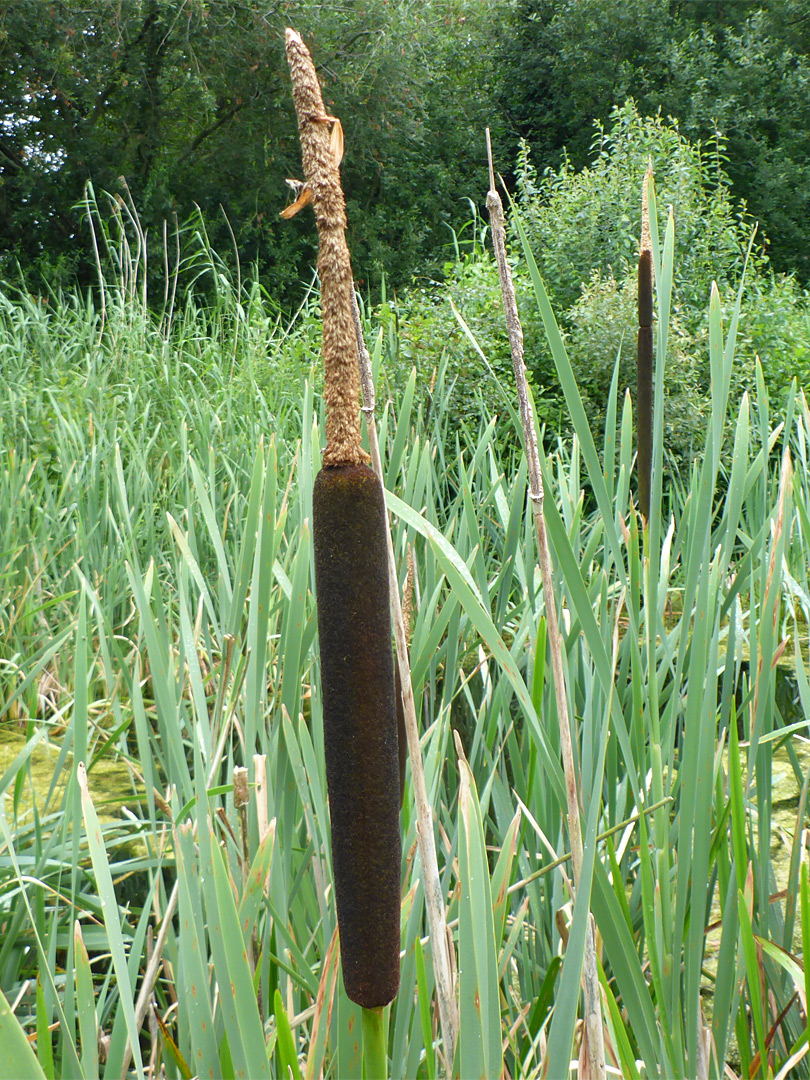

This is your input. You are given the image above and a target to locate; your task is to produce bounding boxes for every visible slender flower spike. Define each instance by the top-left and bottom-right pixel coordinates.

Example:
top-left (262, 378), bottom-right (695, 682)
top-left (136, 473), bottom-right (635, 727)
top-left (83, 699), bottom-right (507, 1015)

top-left (283, 28), bottom-right (401, 1010)
top-left (486, 129), bottom-right (606, 1080)
top-left (637, 159), bottom-right (655, 523)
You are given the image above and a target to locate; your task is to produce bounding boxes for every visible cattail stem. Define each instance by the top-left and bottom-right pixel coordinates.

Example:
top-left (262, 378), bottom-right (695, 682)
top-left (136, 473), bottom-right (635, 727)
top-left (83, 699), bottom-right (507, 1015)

top-left (485, 129), bottom-right (606, 1080)
top-left (361, 1005), bottom-right (388, 1080)
top-left (637, 161), bottom-right (655, 524)
top-left (233, 766), bottom-right (261, 1015)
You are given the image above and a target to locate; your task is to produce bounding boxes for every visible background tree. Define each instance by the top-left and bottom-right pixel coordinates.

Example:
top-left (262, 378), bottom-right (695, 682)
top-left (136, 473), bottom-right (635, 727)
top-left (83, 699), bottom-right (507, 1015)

top-left (4, 0), bottom-right (810, 299)
top-left (497, 0), bottom-right (810, 280)
top-left (0, 0), bottom-right (505, 298)
top-left (381, 104), bottom-right (810, 472)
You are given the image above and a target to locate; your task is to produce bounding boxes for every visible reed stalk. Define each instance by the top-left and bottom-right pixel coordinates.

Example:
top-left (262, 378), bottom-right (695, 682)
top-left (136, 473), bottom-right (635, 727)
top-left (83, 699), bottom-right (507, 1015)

top-left (485, 129), bottom-right (606, 1080)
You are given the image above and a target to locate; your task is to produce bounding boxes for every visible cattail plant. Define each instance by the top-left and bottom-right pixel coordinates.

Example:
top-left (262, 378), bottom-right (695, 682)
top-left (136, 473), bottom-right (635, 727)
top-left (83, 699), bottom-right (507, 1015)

top-left (283, 28), bottom-right (401, 1025)
top-left (637, 161), bottom-right (655, 523)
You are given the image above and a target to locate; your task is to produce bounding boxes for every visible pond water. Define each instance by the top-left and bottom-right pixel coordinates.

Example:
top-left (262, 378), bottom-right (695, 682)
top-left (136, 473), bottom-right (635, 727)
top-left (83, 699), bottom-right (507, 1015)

top-left (0, 726), bottom-right (137, 818)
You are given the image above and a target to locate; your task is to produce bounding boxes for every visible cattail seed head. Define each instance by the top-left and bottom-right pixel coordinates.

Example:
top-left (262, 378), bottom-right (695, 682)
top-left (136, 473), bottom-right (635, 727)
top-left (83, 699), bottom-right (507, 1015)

top-left (313, 463), bottom-right (401, 1006)
top-left (233, 766), bottom-right (249, 809)
top-left (285, 31), bottom-right (400, 1009)
top-left (640, 158), bottom-right (653, 256)
top-left (637, 160), bottom-right (655, 522)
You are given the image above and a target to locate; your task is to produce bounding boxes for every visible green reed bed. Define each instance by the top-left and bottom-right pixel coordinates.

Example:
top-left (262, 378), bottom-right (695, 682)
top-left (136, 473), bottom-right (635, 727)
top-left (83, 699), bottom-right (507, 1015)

top-left (0, 189), bottom-right (809, 1078)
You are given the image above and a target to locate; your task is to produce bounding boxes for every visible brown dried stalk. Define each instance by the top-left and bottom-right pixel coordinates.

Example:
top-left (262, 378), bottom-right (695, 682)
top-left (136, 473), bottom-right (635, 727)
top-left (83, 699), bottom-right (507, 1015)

top-left (284, 28), bottom-right (367, 467)
top-left (485, 129), bottom-right (606, 1080)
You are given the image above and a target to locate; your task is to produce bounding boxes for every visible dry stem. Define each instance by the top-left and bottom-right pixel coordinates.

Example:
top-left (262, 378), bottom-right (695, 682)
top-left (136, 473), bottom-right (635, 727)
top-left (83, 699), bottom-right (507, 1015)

top-left (485, 129), bottom-right (606, 1080)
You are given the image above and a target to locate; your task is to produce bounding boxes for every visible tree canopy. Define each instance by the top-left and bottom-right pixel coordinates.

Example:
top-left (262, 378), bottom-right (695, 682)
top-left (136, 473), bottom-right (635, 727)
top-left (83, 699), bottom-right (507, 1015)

top-left (497, 0), bottom-right (810, 279)
top-left (2, 0), bottom-right (810, 295)
top-left (0, 0), bottom-right (504, 297)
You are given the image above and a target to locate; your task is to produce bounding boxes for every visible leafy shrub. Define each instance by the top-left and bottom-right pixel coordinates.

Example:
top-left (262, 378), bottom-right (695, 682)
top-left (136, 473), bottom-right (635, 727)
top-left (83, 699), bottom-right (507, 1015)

top-left (497, 0), bottom-right (810, 281)
top-left (374, 217), bottom-right (566, 440)
top-left (515, 101), bottom-right (765, 314)
top-left (377, 238), bottom-right (515, 418)
top-left (564, 270), bottom-right (711, 467)
top-left (510, 102), bottom-right (810, 457)
top-left (737, 274), bottom-right (810, 408)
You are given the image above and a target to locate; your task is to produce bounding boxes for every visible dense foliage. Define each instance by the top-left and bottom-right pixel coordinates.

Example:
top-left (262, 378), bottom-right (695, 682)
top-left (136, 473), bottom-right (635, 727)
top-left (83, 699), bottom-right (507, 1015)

top-left (382, 105), bottom-right (810, 469)
top-left (498, 0), bottom-right (810, 280)
top-left (0, 0), bottom-right (504, 299)
top-left (2, 206), bottom-right (810, 1077)
top-left (3, 5), bottom-right (810, 1075)
top-left (4, 0), bottom-right (810, 297)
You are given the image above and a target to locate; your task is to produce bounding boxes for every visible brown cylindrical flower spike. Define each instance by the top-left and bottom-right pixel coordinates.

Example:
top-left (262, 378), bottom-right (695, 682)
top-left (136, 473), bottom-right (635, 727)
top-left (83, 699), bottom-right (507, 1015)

top-left (283, 28), bottom-right (401, 1009)
top-left (312, 464), bottom-right (401, 1007)
top-left (637, 160), bottom-right (655, 523)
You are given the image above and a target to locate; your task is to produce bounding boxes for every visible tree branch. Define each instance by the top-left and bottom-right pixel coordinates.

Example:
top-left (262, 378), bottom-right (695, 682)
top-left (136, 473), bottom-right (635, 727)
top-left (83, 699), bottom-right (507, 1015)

top-left (175, 97), bottom-right (254, 167)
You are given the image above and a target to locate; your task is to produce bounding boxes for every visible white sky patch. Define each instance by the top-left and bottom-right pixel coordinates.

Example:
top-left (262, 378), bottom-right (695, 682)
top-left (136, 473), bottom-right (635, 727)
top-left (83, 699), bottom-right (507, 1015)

top-left (3, 93), bottom-right (67, 173)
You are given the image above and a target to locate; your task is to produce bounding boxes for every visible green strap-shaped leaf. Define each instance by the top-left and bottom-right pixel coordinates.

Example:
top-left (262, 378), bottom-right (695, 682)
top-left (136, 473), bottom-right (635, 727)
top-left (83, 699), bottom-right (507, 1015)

top-left (414, 937), bottom-right (436, 1080)
top-left (237, 819), bottom-right (277, 945)
top-left (209, 829), bottom-right (273, 1079)
top-left (74, 921), bottom-right (99, 1080)
top-left (0, 987), bottom-right (47, 1080)
top-left (385, 488), bottom-right (566, 808)
top-left (274, 989), bottom-right (303, 1080)
top-left (454, 737), bottom-right (502, 1080)
top-left (35, 977), bottom-right (54, 1080)
top-left (175, 822), bottom-right (220, 1079)
top-left (490, 807), bottom-right (521, 953)
top-left (78, 762), bottom-right (144, 1080)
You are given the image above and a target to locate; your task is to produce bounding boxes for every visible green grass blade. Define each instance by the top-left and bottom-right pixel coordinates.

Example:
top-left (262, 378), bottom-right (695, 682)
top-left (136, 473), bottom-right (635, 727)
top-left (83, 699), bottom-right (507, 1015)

top-left (36, 976), bottom-right (55, 1080)
top-left (803, 862), bottom-right (810, 1051)
top-left (174, 822), bottom-right (220, 1079)
top-left (491, 808), bottom-right (521, 952)
top-left (0, 986), bottom-right (47, 1080)
top-left (226, 440), bottom-right (265, 639)
top-left (77, 762), bottom-right (144, 1080)
top-left (304, 928), bottom-right (340, 1080)
top-left (454, 735), bottom-right (502, 1080)
top-left (335, 978), bottom-right (362, 1080)
top-left (738, 889), bottom-right (768, 1068)
top-left (274, 989), bottom-right (303, 1080)
top-left (386, 488), bottom-right (565, 805)
top-left (598, 964), bottom-right (641, 1080)
top-left (414, 937), bottom-right (436, 1080)
top-left (237, 820), bottom-right (277, 946)
top-left (74, 921), bottom-right (99, 1080)
top-left (209, 830), bottom-right (272, 1078)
